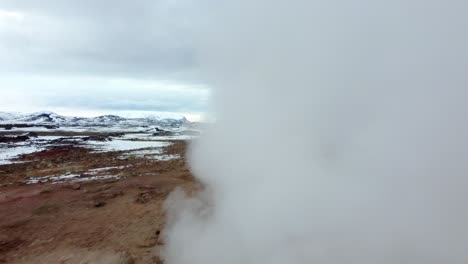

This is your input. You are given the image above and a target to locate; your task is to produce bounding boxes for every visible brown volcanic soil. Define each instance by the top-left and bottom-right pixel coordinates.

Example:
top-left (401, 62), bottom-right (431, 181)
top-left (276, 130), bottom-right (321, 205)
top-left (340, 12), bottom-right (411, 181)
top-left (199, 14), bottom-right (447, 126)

top-left (0, 139), bottom-right (198, 264)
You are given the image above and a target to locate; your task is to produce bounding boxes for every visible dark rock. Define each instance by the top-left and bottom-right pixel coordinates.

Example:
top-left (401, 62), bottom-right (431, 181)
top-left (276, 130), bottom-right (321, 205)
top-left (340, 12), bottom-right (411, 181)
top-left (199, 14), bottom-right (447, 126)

top-left (93, 201), bottom-right (106, 207)
top-left (155, 230), bottom-right (164, 245)
top-left (24, 132), bottom-right (39, 137)
top-left (151, 127), bottom-right (175, 136)
top-left (0, 135), bottom-right (30, 143)
top-left (108, 133), bottom-right (125, 137)
top-left (83, 135), bottom-right (112, 142)
top-left (152, 130), bottom-right (174, 136)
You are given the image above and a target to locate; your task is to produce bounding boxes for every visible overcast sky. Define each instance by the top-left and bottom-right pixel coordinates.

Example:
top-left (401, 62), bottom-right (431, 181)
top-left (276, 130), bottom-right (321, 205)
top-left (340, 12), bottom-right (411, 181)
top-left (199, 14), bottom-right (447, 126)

top-left (0, 0), bottom-right (208, 120)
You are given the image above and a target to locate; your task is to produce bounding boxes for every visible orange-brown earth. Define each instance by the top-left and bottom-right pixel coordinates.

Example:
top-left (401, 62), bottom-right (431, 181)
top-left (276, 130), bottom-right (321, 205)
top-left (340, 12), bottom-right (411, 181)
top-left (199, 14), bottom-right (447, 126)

top-left (0, 136), bottom-right (198, 264)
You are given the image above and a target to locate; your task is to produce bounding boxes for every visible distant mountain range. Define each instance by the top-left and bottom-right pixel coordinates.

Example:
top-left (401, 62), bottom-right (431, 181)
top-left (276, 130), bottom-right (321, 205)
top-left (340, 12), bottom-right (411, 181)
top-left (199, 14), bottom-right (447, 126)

top-left (0, 111), bottom-right (189, 129)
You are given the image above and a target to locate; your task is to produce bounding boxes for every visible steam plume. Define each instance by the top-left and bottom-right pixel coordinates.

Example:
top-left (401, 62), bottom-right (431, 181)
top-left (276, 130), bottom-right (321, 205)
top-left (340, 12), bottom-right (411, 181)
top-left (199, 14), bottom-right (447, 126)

top-left (164, 1), bottom-right (468, 263)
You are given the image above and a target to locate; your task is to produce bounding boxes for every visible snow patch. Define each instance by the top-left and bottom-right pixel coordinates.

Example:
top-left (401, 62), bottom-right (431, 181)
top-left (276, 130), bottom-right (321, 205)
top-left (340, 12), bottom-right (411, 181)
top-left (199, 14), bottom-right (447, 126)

top-left (0, 145), bottom-right (44, 165)
top-left (89, 139), bottom-right (172, 152)
top-left (120, 148), bottom-right (180, 161)
top-left (26, 173), bottom-right (81, 184)
top-left (150, 154), bottom-right (180, 161)
top-left (87, 166), bottom-right (129, 174)
top-left (26, 173), bottom-right (122, 184)
top-left (73, 175), bottom-right (121, 182)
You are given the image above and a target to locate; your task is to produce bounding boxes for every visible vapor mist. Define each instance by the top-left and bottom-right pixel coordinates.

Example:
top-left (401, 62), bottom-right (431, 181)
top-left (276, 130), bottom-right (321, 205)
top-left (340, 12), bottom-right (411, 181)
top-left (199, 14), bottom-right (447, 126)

top-left (163, 1), bottom-right (468, 263)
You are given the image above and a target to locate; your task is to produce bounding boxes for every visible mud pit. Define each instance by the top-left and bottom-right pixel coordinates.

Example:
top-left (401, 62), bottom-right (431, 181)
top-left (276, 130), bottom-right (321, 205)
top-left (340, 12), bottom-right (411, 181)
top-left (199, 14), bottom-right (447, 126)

top-left (0, 132), bottom-right (198, 263)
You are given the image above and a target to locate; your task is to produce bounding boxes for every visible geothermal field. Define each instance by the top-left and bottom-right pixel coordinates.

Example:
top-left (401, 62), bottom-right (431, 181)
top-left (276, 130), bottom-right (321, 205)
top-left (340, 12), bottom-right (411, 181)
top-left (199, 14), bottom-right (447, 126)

top-left (2, 0), bottom-right (468, 263)
top-left (0, 113), bottom-right (199, 263)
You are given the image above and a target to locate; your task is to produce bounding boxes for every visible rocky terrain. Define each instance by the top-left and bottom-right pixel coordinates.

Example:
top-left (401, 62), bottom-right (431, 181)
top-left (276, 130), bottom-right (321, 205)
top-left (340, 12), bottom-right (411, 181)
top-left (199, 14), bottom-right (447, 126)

top-left (0, 114), bottom-right (201, 263)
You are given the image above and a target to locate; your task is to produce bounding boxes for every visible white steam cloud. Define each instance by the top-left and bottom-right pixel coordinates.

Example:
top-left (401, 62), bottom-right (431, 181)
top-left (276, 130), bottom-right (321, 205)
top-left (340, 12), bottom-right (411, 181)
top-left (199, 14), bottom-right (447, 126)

top-left (163, 1), bottom-right (468, 263)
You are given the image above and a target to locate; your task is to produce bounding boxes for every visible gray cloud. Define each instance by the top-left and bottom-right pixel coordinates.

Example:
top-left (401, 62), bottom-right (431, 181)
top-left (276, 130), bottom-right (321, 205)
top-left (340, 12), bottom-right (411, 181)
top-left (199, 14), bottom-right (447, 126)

top-left (0, 0), bottom-right (197, 77)
top-left (0, 0), bottom-right (207, 117)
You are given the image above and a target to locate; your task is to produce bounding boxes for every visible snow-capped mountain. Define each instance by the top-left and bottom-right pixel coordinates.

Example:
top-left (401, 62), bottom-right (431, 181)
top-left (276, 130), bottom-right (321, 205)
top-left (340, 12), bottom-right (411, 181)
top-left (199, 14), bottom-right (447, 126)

top-left (0, 111), bottom-right (189, 129)
top-left (14, 112), bottom-right (69, 123)
top-left (0, 112), bottom-right (24, 121)
top-left (114, 111), bottom-right (186, 120)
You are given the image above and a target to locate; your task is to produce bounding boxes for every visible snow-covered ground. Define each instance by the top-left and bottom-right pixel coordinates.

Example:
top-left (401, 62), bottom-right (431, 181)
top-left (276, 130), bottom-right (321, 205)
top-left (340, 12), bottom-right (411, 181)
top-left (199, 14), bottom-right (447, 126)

top-left (120, 133), bottom-right (197, 141)
top-left (0, 144), bottom-right (45, 165)
top-left (0, 122), bottom-right (197, 165)
top-left (2, 126), bottom-right (170, 133)
top-left (120, 148), bottom-right (180, 161)
top-left (25, 173), bottom-right (122, 184)
top-left (26, 173), bottom-right (81, 184)
top-left (0, 133), bottom-right (187, 165)
top-left (88, 139), bottom-right (172, 152)
top-left (87, 166), bottom-right (129, 174)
